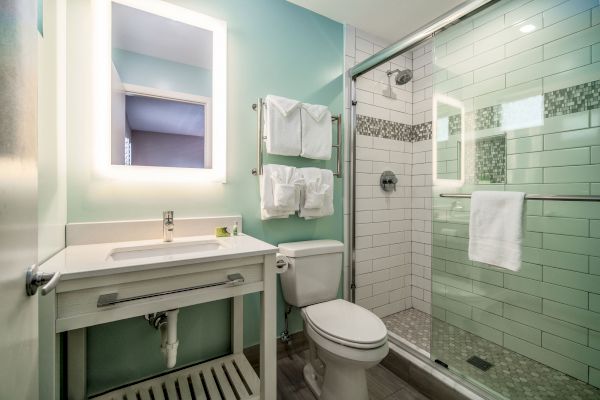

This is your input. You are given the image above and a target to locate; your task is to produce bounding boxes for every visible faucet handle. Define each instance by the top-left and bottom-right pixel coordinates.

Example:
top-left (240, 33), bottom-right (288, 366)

top-left (163, 211), bottom-right (174, 221)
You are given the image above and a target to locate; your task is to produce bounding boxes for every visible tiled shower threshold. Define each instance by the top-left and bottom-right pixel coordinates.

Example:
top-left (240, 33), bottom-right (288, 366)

top-left (383, 309), bottom-right (600, 400)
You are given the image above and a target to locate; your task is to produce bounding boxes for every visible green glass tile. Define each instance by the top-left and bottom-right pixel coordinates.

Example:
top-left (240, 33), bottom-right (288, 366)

top-left (591, 220), bottom-right (600, 238)
top-left (507, 136), bottom-right (543, 154)
top-left (433, 293), bottom-right (472, 318)
top-left (432, 256), bottom-right (446, 271)
top-left (523, 232), bottom-right (542, 248)
top-left (593, 109), bottom-right (600, 127)
top-left (542, 332), bottom-right (600, 369)
top-left (445, 285), bottom-right (503, 315)
top-left (593, 184), bottom-right (600, 195)
top-left (594, 4), bottom-right (600, 25)
top-left (505, 0), bottom-right (563, 26)
top-left (544, 201), bottom-right (600, 219)
top-left (507, 168), bottom-right (543, 184)
top-left (545, 22), bottom-right (600, 59)
top-left (590, 330), bottom-right (600, 350)
top-left (505, 274), bottom-right (587, 308)
top-left (503, 261), bottom-right (543, 280)
top-left (594, 43), bottom-right (600, 63)
top-left (446, 261), bottom-right (504, 287)
top-left (508, 147), bottom-right (590, 169)
top-left (506, 47), bottom-right (590, 87)
top-left (543, 60), bottom-right (600, 93)
top-left (544, 233), bottom-right (600, 257)
top-left (508, 110), bottom-right (590, 139)
top-left (446, 236), bottom-right (468, 251)
top-left (432, 281), bottom-right (446, 295)
top-left (446, 311), bottom-right (503, 345)
top-left (504, 334), bottom-right (588, 382)
top-left (474, 281), bottom-right (542, 312)
top-left (591, 293), bottom-right (600, 313)
top-left (544, 266), bottom-right (600, 294)
top-left (592, 257), bottom-right (600, 275)
top-left (432, 305), bottom-right (446, 321)
top-left (544, 127), bottom-right (600, 150)
top-left (433, 270), bottom-right (473, 292)
top-left (433, 247), bottom-right (471, 265)
top-left (473, 308), bottom-right (540, 345)
top-left (523, 247), bottom-right (589, 273)
top-left (544, 0), bottom-right (599, 28)
top-left (544, 165), bottom-right (600, 183)
top-left (526, 216), bottom-right (589, 237)
top-left (504, 303), bottom-right (588, 345)
top-left (592, 146), bottom-right (600, 164)
top-left (433, 222), bottom-right (469, 238)
top-left (590, 367), bottom-right (600, 389)
top-left (475, 47), bottom-right (543, 83)
top-left (433, 234), bottom-right (446, 247)
top-left (544, 299), bottom-right (600, 331)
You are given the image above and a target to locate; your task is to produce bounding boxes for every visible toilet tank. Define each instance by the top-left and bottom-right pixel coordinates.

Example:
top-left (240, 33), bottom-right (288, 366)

top-left (278, 240), bottom-right (344, 308)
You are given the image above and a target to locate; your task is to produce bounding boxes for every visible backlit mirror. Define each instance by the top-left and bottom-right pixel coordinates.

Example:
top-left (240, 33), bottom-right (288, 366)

top-left (432, 94), bottom-right (465, 187)
top-left (98, 0), bottom-right (227, 181)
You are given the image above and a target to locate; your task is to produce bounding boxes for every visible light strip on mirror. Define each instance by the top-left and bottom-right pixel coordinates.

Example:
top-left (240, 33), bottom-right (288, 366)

top-left (92, 0), bottom-right (227, 183)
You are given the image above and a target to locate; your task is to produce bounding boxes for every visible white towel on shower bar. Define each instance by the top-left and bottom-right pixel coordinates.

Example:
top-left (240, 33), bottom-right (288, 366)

top-left (264, 95), bottom-right (302, 156)
top-left (468, 191), bottom-right (525, 271)
top-left (300, 103), bottom-right (332, 160)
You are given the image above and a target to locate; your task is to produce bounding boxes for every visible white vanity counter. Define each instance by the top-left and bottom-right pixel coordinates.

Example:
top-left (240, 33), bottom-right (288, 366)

top-left (40, 227), bottom-right (277, 399)
top-left (40, 233), bottom-right (277, 280)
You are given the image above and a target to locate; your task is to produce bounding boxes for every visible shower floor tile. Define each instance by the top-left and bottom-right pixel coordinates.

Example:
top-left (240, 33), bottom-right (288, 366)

top-left (383, 309), bottom-right (600, 400)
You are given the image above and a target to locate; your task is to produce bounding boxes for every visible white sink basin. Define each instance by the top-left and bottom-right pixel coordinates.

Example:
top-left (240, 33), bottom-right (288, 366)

top-left (108, 240), bottom-right (225, 261)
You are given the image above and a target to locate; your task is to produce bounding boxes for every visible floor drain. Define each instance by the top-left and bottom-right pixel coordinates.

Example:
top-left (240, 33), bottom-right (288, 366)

top-left (467, 356), bottom-right (493, 371)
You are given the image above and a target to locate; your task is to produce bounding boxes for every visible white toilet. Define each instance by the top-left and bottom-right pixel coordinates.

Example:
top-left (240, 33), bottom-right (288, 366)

top-left (278, 240), bottom-right (389, 400)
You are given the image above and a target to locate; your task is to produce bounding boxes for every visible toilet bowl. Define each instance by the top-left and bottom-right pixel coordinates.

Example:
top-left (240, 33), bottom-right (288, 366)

top-left (301, 299), bottom-right (389, 400)
top-left (277, 240), bottom-right (389, 400)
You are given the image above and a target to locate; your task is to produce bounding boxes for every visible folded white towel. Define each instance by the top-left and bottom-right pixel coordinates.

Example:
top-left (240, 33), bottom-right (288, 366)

top-left (260, 164), bottom-right (303, 220)
top-left (265, 95), bottom-right (302, 156)
top-left (300, 103), bottom-right (332, 160)
top-left (299, 168), bottom-right (334, 219)
top-left (468, 191), bottom-right (525, 271)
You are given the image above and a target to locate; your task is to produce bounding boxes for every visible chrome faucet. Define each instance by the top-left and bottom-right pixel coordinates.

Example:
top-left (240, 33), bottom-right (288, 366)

top-left (163, 211), bottom-right (174, 242)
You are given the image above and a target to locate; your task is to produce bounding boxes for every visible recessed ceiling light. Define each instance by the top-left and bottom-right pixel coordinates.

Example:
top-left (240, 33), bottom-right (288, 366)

top-left (519, 24), bottom-right (536, 33)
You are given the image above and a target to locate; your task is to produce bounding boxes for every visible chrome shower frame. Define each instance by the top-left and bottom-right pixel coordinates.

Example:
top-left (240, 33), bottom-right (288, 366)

top-left (347, 0), bottom-right (499, 302)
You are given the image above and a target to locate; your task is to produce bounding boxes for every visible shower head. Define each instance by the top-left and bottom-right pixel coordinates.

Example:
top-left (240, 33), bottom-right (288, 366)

top-left (387, 68), bottom-right (413, 85)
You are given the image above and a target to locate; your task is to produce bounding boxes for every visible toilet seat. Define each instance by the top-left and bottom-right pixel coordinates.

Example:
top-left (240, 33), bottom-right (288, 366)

top-left (302, 299), bottom-right (388, 349)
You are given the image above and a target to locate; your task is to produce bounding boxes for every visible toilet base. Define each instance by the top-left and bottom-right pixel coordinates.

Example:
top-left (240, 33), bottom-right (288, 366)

top-left (303, 353), bottom-right (370, 400)
top-left (303, 363), bottom-right (322, 398)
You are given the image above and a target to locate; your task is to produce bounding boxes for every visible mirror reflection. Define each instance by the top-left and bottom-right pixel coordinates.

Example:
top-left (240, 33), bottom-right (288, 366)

top-left (111, 2), bottom-right (213, 169)
top-left (435, 102), bottom-right (462, 181)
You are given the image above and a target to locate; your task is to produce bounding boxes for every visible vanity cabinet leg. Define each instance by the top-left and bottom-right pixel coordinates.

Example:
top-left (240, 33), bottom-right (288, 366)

top-left (260, 255), bottom-right (277, 399)
top-left (232, 295), bottom-right (243, 354)
top-left (67, 328), bottom-right (86, 400)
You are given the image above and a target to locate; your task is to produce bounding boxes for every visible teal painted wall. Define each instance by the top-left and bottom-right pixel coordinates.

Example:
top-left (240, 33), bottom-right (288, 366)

top-left (65, 0), bottom-right (343, 395)
top-left (112, 48), bottom-right (213, 97)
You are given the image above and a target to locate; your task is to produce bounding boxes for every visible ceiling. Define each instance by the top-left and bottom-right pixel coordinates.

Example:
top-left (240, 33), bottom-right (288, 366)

top-left (112, 3), bottom-right (213, 70)
top-left (287, 0), bottom-right (466, 43)
top-left (126, 96), bottom-right (205, 137)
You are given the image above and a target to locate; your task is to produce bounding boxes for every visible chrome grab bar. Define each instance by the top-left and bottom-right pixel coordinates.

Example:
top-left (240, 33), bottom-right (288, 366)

top-left (97, 273), bottom-right (245, 308)
top-left (439, 194), bottom-right (600, 202)
top-left (25, 264), bottom-right (61, 296)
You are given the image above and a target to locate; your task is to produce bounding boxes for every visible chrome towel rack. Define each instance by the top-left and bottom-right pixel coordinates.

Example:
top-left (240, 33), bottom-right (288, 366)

top-left (439, 193), bottom-right (600, 202)
top-left (251, 98), bottom-right (342, 177)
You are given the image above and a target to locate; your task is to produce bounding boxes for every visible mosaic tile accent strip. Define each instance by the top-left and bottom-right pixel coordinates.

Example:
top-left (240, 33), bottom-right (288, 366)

top-left (383, 309), bottom-right (600, 400)
top-left (545, 80), bottom-right (600, 118)
top-left (475, 134), bottom-right (506, 184)
top-left (448, 114), bottom-right (461, 136)
top-left (411, 122), bottom-right (432, 142)
top-left (475, 105), bottom-right (502, 131)
top-left (356, 115), bottom-right (412, 141)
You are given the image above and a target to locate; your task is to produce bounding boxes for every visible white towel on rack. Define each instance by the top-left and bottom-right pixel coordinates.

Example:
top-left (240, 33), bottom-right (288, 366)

top-left (260, 164), bottom-right (303, 220)
top-left (300, 103), bottom-right (332, 160)
top-left (264, 95), bottom-right (302, 156)
top-left (468, 191), bottom-right (525, 271)
top-left (298, 168), bottom-right (334, 219)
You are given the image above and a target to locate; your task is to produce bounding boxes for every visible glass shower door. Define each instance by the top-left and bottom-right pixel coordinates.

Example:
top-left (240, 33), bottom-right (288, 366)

top-left (430, 0), bottom-right (600, 398)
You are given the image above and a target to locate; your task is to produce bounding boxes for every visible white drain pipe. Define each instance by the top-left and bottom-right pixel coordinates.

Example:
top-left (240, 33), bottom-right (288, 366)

top-left (159, 309), bottom-right (180, 368)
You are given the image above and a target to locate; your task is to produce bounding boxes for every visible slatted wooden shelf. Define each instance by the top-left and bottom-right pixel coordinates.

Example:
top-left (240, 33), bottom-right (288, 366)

top-left (92, 353), bottom-right (260, 400)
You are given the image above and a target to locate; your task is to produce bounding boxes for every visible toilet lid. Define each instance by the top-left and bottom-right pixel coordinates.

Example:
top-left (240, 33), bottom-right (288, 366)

top-left (303, 299), bottom-right (388, 348)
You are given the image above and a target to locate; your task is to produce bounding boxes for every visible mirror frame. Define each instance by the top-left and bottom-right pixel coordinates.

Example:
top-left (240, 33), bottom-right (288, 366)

top-left (93, 0), bottom-right (227, 183)
top-left (431, 94), bottom-right (465, 188)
